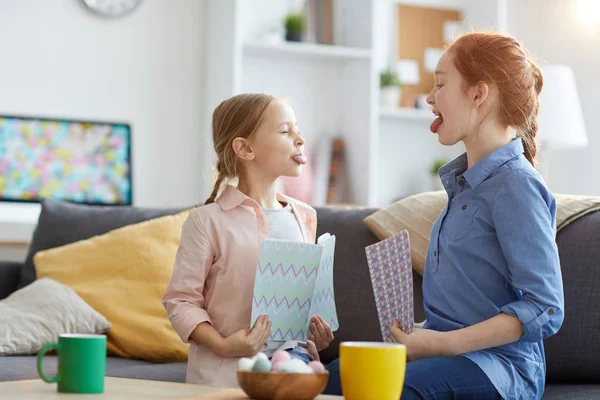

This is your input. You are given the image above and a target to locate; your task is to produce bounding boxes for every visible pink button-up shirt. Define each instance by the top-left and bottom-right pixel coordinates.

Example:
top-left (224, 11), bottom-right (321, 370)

top-left (162, 185), bottom-right (317, 387)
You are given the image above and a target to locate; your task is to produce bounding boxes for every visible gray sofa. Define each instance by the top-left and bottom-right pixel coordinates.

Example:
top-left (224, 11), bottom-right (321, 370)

top-left (1, 199), bottom-right (599, 399)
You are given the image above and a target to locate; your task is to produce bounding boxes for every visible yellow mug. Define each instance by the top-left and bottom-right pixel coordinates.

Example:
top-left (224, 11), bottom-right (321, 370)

top-left (340, 342), bottom-right (407, 400)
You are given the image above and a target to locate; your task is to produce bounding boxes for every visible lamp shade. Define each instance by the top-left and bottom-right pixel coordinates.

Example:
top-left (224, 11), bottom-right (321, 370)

top-left (537, 65), bottom-right (588, 149)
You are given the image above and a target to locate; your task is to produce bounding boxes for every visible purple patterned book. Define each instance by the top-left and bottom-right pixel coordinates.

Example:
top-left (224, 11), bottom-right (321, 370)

top-left (365, 230), bottom-right (414, 341)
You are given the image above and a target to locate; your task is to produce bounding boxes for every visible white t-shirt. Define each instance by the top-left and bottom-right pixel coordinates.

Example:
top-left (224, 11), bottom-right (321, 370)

top-left (261, 202), bottom-right (310, 358)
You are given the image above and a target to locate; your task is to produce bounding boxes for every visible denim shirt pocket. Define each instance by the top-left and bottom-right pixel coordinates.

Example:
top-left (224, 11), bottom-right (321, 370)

top-left (446, 202), bottom-right (480, 241)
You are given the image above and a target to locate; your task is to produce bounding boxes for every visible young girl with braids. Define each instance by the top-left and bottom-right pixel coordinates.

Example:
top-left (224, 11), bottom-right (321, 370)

top-left (163, 93), bottom-right (334, 388)
top-left (325, 32), bottom-right (564, 400)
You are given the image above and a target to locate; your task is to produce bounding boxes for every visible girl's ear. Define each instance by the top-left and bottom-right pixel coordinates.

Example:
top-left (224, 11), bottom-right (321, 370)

top-left (470, 81), bottom-right (489, 108)
top-left (232, 137), bottom-right (255, 160)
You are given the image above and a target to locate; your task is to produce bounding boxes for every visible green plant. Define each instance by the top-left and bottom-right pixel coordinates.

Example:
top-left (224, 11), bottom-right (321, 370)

top-left (431, 159), bottom-right (449, 174)
top-left (380, 68), bottom-right (402, 88)
top-left (284, 13), bottom-right (306, 34)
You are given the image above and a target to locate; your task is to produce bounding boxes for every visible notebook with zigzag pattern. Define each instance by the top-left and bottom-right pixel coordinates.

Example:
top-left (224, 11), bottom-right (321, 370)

top-left (251, 233), bottom-right (339, 341)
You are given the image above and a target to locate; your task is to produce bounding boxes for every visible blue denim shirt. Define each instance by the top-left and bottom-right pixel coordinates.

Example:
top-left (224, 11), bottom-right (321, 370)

top-left (423, 138), bottom-right (564, 400)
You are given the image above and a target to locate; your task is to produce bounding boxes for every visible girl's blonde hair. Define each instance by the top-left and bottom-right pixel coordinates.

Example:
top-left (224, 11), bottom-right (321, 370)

top-left (204, 93), bottom-right (276, 205)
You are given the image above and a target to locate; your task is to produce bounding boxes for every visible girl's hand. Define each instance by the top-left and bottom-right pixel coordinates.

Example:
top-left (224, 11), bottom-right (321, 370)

top-left (218, 315), bottom-right (272, 358)
top-left (309, 315), bottom-right (334, 351)
top-left (389, 319), bottom-right (451, 361)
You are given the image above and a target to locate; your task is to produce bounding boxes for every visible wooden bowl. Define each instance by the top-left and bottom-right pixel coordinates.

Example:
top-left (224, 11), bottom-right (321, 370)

top-left (237, 370), bottom-right (329, 400)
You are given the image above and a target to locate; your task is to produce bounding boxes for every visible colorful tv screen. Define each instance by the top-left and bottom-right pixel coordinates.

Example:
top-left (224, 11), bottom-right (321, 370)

top-left (0, 115), bottom-right (132, 205)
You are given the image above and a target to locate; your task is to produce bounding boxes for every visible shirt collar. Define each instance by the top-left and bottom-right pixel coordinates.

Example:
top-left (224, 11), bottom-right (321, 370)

top-left (215, 185), bottom-right (249, 210)
top-left (215, 184), bottom-right (309, 242)
top-left (215, 184), bottom-right (293, 211)
top-left (439, 138), bottom-right (525, 190)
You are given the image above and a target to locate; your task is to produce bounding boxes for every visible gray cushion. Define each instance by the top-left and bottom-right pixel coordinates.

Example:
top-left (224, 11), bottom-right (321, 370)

top-left (0, 279), bottom-right (110, 355)
top-left (19, 199), bottom-right (187, 288)
top-left (0, 356), bottom-right (186, 383)
top-left (543, 384), bottom-right (600, 399)
top-left (545, 210), bottom-right (600, 383)
top-left (314, 206), bottom-right (427, 365)
top-left (314, 206), bottom-right (379, 364)
top-left (106, 360), bottom-right (186, 382)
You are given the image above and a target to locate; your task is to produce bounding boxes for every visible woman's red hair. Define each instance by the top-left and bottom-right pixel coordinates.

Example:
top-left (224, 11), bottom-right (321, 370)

top-left (448, 32), bottom-right (543, 166)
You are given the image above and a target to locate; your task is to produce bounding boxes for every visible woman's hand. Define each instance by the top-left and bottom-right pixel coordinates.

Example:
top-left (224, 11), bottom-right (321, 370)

top-left (217, 315), bottom-right (272, 358)
top-left (309, 315), bottom-right (335, 351)
top-left (390, 313), bottom-right (524, 361)
top-left (389, 319), bottom-right (451, 361)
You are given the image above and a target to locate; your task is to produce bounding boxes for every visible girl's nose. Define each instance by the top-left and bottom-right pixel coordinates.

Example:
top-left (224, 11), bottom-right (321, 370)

top-left (426, 88), bottom-right (435, 106)
top-left (295, 134), bottom-right (305, 147)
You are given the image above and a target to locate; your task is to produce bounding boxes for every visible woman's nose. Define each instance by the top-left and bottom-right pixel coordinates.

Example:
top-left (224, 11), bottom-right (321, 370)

top-left (295, 134), bottom-right (305, 147)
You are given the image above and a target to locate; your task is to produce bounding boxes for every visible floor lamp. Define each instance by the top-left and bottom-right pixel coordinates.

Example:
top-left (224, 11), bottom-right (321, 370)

top-left (536, 65), bottom-right (588, 188)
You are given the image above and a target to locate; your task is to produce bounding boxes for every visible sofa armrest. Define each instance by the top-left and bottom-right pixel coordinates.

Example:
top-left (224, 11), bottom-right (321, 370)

top-left (0, 261), bottom-right (24, 300)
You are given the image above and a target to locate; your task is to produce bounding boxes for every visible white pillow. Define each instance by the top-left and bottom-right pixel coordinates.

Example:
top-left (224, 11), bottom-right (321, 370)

top-left (0, 278), bottom-right (111, 355)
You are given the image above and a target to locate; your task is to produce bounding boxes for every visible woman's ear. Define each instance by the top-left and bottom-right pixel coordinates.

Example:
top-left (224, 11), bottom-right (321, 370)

top-left (470, 81), bottom-right (489, 108)
top-left (232, 137), bottom-right (255, 160)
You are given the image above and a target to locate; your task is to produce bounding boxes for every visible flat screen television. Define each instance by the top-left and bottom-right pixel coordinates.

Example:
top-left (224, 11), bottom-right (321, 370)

top-left (0, 114), bottom-right (132, 205)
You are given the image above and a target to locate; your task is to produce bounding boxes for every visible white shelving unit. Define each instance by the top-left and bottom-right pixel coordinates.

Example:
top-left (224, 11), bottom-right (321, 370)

top-left (203, 0), bottom-right (378, 206)
top-left (202, 0), bottom-right (507, 207)
top-left (243, 41), bottom-right (372, 62)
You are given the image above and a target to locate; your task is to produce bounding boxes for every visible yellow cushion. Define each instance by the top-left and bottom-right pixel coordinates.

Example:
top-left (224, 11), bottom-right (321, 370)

top-left (34, 209), bottom-right (192, 362)
top-left (363, 191), bottom-right (600, 276)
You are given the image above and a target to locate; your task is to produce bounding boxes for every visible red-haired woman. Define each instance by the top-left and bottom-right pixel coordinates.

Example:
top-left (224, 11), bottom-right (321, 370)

top-left (324, 32), bottom-right (564, 400)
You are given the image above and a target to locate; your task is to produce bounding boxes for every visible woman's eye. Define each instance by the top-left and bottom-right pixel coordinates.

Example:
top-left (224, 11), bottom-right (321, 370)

top-left (436, 84), bottom-right (444, 88)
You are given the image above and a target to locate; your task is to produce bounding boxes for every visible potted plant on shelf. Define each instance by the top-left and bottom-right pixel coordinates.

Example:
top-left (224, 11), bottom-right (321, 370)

top-left (284, 13), bottom-right (305, 42)
top-left (430, 159), bottom-right (448, 191)
top-left (379, 68), bottom-right (402, 108)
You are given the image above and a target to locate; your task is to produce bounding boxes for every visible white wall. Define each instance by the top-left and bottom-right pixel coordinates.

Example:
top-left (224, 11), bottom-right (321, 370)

top-left (0, 0), bottom-right (207, 208)
top-left (507, 0), bottom-right (599, 195)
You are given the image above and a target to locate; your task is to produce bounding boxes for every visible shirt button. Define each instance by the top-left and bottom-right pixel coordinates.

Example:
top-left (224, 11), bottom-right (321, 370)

top-left (458, 180), bottom-right (464, 186)
top-left (549, 309), bottom-right (555, 315)
top-left (433, 250), bottom-right (437, 256)
top-left (462, 204), bottom-right (467, 210)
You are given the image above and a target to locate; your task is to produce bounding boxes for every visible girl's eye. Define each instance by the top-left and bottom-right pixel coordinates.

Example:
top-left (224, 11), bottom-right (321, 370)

top-left (436, 84), bottom-right (444, 88)
top-left (281, 131), bottom-right (288, 134)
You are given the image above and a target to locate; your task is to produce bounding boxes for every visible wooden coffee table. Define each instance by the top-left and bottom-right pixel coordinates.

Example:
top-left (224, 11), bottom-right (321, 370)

top-left (0, 377), bottom-right (343, 399)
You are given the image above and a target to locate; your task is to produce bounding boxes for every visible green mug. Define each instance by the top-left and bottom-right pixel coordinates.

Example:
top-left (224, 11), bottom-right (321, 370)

top-left (37, 334), bottom-right (107, 393)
